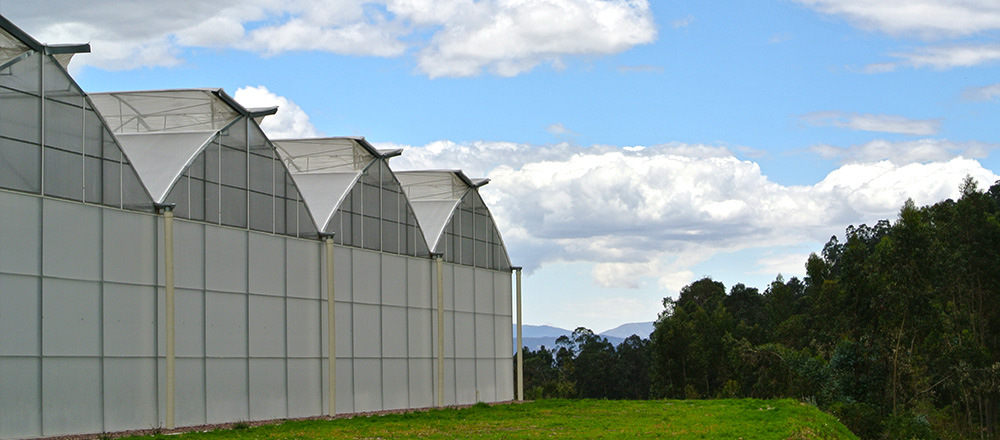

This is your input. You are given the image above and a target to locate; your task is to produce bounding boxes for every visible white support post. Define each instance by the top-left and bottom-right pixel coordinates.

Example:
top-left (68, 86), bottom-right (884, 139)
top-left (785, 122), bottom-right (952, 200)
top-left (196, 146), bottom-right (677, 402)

top-left (324, 235), bottom-right (336, 416)
top-left (435, 254), bottom-right (445, 407)
top-left (160, 205), bottom-right (176, 429)
top-left (514, 267), bottom-right (523, 401)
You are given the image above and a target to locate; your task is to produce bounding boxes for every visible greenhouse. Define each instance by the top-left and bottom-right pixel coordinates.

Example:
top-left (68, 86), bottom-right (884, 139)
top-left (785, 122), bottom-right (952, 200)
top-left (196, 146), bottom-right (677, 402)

top-left (0, 14), bottom-right (516, 440)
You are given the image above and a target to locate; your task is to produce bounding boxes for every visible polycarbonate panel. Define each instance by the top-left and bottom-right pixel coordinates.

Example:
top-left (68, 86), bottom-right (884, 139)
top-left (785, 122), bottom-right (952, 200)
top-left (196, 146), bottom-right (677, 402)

top-left (454, 313), bottom-right (475, 358)
top-left (335, 358), bottom-right (354, 414)
top-left (103, 283), bottom-right (156, 357)
top-left (220, 185), bottom-right (248, 228)
top-left (442, 359), bottom-right (456, 405)
top-left (407, 308), bottom-right (433, 358)
top-left (381, 306), bottom-right (407, 358)
top-left (333, 246), bottom-right (352, 302)
top-left (173, 358), bottom-right (207, 427)
top-left (495, 318), bottom-right (512, 357)
top-left (173, 220), bottom-right (205, 289)
top-left (249, 359), bottom-right (288, 420)
top-left (455, 359), bottom-right (476, 404)
top-left (42, 278), bottom-right (100, 356)
top-left (382, 359), bottom-right (408, 410)
top-left (474, 269), bottom-right (494, 314)
top-left (43, 98), bottom-right (84, 154)
top-left (219, 143), bottom-right (247, 187)
top-left (352, 303), bottom-right (380, 358)
top-left (494, 271), bottom-right (512, 316)
top-left (0, 191), bottom-right (41, 275)
top-left (407, 358), bottom-right (434, 408)
top-left (103, 210), bottom-right (157, 285)
top-left (42, 198), bottom-right (101, 281)
top-left (496, 359), bottom-right (514, 401)
top-left (287, 358), bottom-right (322, 417)
top-left (352, 250), bottom-right (380, 304)
top-left (248, 233), bottom-right (285, 296)
top-left (476, 314), bottom-right (495, 359)
top-left (205, 226), bottom-right (248, 294)
top-left (43, 146), bottom-right (84, 201)
top-left (0, 357), bottom-right (41, 439)
top-left (442, 264), bottom-right (455, 311)
top-left (286, 239), bottom-right (320, 299)
top-left (353, 359), bottom-right (382, 413)
top-left (206, 358), bottom-right (249, 423)
top-left (381, 255), bottom-right (406, 306)
top-left (476, 359), bottom-right (497, 402)
top-left (286, 298), bottom-right (321, 358)
top-left (407, 258), bottom-right (432, 309)
top-left (103, 358), bottom-right (158, 432)
top-left (248, 295), bottom-right (286, 358)
top-left (205, 291), bottom-right (248, 357)
top-left (454, 266), bottom-right (474, 312)
top-left (0, 274), bottom-right (40, 355)
top-left (42, 358), bottom-right (102, 435)
top-left (0, 138), bottom-right (41, 192)
top-left (335, 301), bottom-right (352, 358)
top-left (174, 288), bottom-right (206, 357)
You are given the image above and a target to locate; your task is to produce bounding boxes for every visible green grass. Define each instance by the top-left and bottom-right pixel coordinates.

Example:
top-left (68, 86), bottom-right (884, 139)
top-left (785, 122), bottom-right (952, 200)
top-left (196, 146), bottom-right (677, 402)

top-left (124, 399), bottom-right (858, 439)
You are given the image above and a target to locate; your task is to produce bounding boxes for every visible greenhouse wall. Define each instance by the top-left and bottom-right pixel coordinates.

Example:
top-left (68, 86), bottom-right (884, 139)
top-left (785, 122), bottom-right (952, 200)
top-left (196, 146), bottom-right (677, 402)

top-left (0, 190), bottom-right (513, 438)
top-left (0, 14), bottom-right (513, 439)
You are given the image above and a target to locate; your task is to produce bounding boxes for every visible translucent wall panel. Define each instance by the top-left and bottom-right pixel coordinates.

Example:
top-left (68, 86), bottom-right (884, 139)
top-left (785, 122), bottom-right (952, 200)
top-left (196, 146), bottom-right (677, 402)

top-left (0, 51), bottom-right (151, 210)
top-left (441, 190), bottom-right (511, 271)
top-left (330, 160), bottom-right (430, 258)
top-left (163, 119), bottom-right (317, 239)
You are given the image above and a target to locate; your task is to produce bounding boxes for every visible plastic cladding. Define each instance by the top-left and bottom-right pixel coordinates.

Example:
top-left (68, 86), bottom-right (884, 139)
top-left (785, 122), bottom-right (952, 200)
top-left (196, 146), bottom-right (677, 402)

top-left (275, 138), bottom-right (433, 258)
top-left (0, 17), bottom-right (154, 211)
top-left (397, 171), bottom-right (511, 270)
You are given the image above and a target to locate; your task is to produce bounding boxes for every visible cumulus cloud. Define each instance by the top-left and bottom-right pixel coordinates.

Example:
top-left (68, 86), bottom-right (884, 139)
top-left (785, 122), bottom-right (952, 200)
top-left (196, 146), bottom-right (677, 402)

top-left (385, 140), bottom-right (998, 288)
top-left (416, 0), bottom-right (657, 77)
top-left (233, 86), bottom-right (322, 139)
top-left (809, 139), bottom-right (999, 165)
top-left (4, 0), bottom-right (656, 77)
top-left (800, 111), bottom-right (941, 135)
top-left (793, 0), bottom-right (1000, 38)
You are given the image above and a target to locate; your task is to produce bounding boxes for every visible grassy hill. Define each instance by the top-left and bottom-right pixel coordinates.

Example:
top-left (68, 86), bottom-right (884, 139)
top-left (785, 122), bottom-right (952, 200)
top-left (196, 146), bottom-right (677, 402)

top-left (121, 399), bottom-right (858, 439)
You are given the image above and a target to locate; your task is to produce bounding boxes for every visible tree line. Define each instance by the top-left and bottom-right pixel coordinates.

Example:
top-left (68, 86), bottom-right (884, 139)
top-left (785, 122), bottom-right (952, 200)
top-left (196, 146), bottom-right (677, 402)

top-left (516, 177), bottom-right (1000, 440)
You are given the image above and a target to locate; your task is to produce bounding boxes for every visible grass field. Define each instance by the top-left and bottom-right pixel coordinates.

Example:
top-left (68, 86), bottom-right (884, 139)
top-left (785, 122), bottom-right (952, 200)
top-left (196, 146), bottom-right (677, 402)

top-left (123, 399), bottom-right (858, 439)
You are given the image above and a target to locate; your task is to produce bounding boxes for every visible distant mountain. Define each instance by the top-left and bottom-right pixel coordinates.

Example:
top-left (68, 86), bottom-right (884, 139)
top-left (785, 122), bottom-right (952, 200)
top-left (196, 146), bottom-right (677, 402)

top-left (511, 322), bottom-right (654, 353)
top-left (599, 321), bottom-right (655, 339)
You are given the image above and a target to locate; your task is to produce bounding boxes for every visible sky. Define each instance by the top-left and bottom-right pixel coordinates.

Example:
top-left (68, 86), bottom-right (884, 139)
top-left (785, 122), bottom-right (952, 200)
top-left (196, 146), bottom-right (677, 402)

top-left (4, 0), bottom-right (1000, 333)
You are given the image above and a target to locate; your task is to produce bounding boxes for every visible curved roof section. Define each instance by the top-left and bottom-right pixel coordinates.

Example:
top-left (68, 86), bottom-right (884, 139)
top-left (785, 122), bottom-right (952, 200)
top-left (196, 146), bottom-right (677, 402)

top-left (396, 170), bottom-right (486, 254)
top-left (90, 89), bottom-right (243, 134)
top-left (90, 89), bottom-right (253, 204)
top-left (273, 137), bottom-right (397, 233)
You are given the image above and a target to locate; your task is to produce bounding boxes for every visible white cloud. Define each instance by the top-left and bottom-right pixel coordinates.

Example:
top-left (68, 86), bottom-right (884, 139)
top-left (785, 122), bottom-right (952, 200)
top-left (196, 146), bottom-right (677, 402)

top-left (416, 0), bottom-right (657, 77)
top-left (963, 82), bottom-right (1000, 101)
top-left (385, 140), bottom-right (998, 289)
top-left (793, 0), bottom-right (1000, 38)
top-left (4, 0), bottom-right (656, 77)
top-left (801, 111), bottom-right (941, 135)
top-left (869, 44), bottom-right (1000, 71)
top-left (809, 139), bottom-right (999, 165)
top-left (233, 86), bottom-right (322, 139)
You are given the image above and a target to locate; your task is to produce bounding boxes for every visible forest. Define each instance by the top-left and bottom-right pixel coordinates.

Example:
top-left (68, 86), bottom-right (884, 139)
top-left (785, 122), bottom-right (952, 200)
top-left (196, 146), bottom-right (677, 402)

top-left (517, 177), bottom-right (1000, 440)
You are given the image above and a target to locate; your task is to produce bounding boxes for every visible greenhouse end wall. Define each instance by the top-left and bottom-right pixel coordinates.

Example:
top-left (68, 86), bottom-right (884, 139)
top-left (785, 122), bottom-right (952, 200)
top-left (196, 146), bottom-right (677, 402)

top-left (0, 190), bottom-right (514, 439)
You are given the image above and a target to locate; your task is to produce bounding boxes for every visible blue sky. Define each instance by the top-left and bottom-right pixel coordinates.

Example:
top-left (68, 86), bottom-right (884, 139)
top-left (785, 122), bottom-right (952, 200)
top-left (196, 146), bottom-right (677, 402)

top-left (6, 0), bottom-right (1000, 332)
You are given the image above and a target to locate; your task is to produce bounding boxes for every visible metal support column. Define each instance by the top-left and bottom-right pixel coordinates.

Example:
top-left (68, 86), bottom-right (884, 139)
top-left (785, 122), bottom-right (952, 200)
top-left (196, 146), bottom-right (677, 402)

top-left (514, 267), bottom-right (523, 401)
top-left (157, 204), bottom-right (176, 429)
top-left (323, 234), bottom-right (336, 416)
top-left (435, 254), bottom-right (445, 407)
